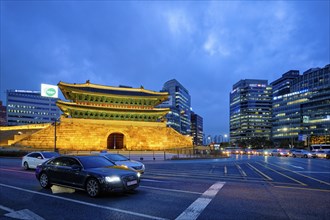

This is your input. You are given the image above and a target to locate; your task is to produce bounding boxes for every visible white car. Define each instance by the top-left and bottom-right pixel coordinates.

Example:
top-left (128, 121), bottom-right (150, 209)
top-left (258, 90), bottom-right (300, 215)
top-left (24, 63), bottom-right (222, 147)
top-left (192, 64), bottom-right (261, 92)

top-left (22, 151), bottom-right (60, 170)
top-left (100, 153), bottom-right (145, 174)
top-left (291, 149), bottom-right (314, 158)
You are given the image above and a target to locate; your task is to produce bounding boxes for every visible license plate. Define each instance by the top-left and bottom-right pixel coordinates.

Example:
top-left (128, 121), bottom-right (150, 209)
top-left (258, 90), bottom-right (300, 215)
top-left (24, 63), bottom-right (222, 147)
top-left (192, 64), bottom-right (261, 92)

top-left (127, 180), bottom-right (137, 186)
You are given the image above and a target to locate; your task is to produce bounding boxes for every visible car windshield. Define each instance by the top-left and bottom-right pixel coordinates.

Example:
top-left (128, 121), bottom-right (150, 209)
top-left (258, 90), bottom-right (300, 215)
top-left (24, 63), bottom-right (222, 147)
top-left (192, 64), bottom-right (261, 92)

top-left (105, 154), bottom-right (128, 161)
top-left (78, 156), bottom-right (115, 169)
top-left (42, 152), bottom-right (60, 158)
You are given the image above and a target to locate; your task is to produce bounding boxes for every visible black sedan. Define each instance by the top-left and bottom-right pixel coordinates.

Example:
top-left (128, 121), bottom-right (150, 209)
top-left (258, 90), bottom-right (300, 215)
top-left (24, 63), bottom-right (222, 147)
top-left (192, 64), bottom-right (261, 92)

top-left (35, 155), bottom-right (140, 197)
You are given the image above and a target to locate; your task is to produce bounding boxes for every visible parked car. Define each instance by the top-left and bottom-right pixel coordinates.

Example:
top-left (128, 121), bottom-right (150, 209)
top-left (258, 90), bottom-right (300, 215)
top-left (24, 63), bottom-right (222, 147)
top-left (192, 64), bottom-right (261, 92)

top-left (263, 149), bottom-right (275, 156)
top-left (291, 149), bottom-right (313, 158)
top-left (327, 150), bottom-right (330, 159)
top-left (22, 151), bottom-right (60, 170)
top-left (277, 149), bottom-right (291, 157)
top-left (265, 149), bottom-right (280, 156)
top-left (315, 150), bottom-right (330, 159)
top-left (35, 155), bottom-right (140, 197)
top-left (253, 149), bottom-right (264, 156)
top-left (100, 153), bottom-right (145, 174)
top-left (244, 149), bottom-right (253, 155)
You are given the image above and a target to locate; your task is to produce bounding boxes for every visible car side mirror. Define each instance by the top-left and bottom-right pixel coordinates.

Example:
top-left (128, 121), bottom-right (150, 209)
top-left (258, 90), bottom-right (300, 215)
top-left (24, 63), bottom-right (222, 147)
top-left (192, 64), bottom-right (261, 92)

top-left (71, 164), bottom-right (82, 171)
top-left (37, 156), bottom-right (42, 159)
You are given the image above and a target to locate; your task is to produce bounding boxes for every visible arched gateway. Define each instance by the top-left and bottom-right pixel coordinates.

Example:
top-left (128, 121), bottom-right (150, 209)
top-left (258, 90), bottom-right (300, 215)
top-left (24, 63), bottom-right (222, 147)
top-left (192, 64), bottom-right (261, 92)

top-left (107, 133), bottom-right (124, 149)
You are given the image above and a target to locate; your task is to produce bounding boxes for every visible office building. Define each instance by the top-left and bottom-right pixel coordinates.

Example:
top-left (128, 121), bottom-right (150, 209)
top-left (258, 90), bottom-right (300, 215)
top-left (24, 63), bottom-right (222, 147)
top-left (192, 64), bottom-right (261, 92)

top-left (0, 101), bottom-right (6, 126)
top-left (191, 112), bottom-right (203, 146)
top-left (6, 90), bottom-right (62, 125)
top-left (160, 79), bottom-right (191, 135)
top-left (271, 70), bottom-right (300, 97)
top-left (230, 79), bottom-right (272, 143)
top-left (272, 64), bottom-right (330, 146)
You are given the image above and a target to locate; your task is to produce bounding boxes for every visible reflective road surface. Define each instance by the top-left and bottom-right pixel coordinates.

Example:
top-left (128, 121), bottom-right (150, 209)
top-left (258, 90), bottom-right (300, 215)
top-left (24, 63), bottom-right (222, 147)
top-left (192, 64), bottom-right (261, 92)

top-left (0, 155), bottom-right (329, 220)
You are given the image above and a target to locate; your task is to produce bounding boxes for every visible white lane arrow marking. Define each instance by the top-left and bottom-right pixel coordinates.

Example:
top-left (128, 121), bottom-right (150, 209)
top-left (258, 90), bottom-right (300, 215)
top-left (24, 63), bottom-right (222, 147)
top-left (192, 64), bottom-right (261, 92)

top-left (1, 206), bottom-right (45, 220)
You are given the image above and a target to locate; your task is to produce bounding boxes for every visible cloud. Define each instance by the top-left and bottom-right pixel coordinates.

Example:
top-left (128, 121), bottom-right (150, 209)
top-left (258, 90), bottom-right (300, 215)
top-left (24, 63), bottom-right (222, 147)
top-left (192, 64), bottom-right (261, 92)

top-left (203, 33), bottom-right (231, 57)
top-left (163, 9), bottom-right (194, 38)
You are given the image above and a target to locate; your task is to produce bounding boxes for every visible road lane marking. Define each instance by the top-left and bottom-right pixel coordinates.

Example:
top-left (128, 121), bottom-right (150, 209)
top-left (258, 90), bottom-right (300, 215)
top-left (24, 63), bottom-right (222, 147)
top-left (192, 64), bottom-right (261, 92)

top-left (274, 185), bottom-right (330, 192)
top-left (140, 186), bottom-right (202, 195)
top-left (265, 162), bottom-right (330, 186)
top-left (279, 162), bottom-right (304, 169)
top-left (0, 168), bottom-right (34, 174)
top-left (141, 178), bottom-right (165, 183)
top-left (297, 171), bottom-right (330, 174)
top-left (235, 164), bottom-right (247, 177)
top-left (256, 162), bottom-right (307, 186)
top-left (247, 163), bottom-right (273, 181)
top-left (175, 182), bottom-right (225, 220)
top-left (0, 205), bottom-right (15, 213)
top-left (289, 165), bottom-right (304, 169)
top-left (0, 183), bottom-right (168, 220)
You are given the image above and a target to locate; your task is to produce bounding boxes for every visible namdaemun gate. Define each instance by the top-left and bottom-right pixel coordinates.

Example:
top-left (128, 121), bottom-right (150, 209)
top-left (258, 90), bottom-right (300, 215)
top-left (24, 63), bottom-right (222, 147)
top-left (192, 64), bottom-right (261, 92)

top-left (6, 81), bottom-right (192, 151)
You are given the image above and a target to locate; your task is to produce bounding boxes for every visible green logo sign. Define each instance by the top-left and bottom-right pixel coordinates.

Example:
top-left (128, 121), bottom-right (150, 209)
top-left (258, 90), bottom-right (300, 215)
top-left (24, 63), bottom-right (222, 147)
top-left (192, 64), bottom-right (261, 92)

top-left (46, 88), bottom-right (56, 97)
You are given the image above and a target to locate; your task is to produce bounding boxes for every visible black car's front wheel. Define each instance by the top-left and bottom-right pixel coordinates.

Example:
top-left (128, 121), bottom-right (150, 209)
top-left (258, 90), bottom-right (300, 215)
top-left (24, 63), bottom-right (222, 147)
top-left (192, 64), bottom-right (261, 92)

top-left (86, 178), bottom-right (100, 197)
top-left (39, 173), bottom-right (52, 188)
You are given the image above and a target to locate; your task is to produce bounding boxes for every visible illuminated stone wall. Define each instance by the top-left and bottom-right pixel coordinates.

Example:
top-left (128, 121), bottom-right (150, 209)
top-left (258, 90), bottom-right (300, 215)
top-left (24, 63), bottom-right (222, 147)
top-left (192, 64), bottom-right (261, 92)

top-left (17, 117), bottom-right (192, 150)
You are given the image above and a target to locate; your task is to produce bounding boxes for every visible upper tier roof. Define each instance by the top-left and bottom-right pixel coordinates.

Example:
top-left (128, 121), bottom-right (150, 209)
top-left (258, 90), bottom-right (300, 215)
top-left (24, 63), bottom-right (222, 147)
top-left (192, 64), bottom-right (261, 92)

top-left (58, 81), bottom-right (169, 99)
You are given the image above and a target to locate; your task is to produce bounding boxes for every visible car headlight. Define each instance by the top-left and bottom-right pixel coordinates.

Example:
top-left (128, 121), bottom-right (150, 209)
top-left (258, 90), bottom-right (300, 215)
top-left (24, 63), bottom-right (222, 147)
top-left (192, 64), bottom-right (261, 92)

top-left (105, 176), bottom-right (121, 183)
top-left (137, 172), bottom-right (141, 178)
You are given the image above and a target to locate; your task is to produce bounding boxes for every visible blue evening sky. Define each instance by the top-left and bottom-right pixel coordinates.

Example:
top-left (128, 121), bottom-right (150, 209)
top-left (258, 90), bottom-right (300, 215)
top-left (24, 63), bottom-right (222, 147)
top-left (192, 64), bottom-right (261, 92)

top-left (1, 1), bottom-right (329, 137)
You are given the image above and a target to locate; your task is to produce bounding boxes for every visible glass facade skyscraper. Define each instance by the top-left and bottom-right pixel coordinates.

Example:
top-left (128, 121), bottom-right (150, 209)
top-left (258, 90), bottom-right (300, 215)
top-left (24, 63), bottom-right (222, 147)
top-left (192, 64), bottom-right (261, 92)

top-left (191, 112), bottom-right (203, 146)
top-left (230, 79), bottom-right (272, 143)
top-left (6, 90), bottom-right (62, 125)
top-left (272, 64), bottom-right (330, 146)
top-left (160, 79), bottom-right (191, 135)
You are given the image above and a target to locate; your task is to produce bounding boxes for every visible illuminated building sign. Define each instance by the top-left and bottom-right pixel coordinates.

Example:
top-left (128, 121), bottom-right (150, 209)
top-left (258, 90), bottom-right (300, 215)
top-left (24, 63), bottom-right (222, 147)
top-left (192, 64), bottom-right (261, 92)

top-left (41, 84), bottom-right (58, 98)
top-left (249, 84), bottom-right (266, 87)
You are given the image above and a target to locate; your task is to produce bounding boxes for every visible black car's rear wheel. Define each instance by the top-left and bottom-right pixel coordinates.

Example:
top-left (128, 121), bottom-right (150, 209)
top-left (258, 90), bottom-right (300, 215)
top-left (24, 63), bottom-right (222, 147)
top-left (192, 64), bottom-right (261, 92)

top-left (39, 173), bottom-right (52, 188)
top-left (86, 178), bottom-right (100, 197)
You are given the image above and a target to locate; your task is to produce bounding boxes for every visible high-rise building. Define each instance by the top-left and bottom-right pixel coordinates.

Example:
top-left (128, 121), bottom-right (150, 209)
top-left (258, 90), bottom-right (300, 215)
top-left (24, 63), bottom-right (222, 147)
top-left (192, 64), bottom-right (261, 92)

top-left (160, 79), bottom-right (191, 135)
top-left (230, 79), bottom-right (272, 143)
top-left (0, 101), bottom-right (6, 126)
top-left (271, 70), bottom-right (300, 97)
top-left (6, 90), bottom-right (62, 125)
top-left (191, 112), bottom-right (203, 146)
top-left (271, 64), bottom-right (330, 146)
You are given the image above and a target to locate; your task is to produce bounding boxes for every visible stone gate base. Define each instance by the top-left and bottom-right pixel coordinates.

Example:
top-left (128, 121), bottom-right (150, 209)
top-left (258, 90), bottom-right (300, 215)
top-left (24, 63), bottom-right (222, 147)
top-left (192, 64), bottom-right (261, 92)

top-left (17, 117), bottom-right (192, 151)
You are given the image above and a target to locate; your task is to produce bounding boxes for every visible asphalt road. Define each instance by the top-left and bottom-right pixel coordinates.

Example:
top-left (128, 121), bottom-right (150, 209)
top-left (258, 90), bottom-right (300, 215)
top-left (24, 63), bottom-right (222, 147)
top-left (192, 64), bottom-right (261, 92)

top-left (0, 155), bottom-right (329, 220)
